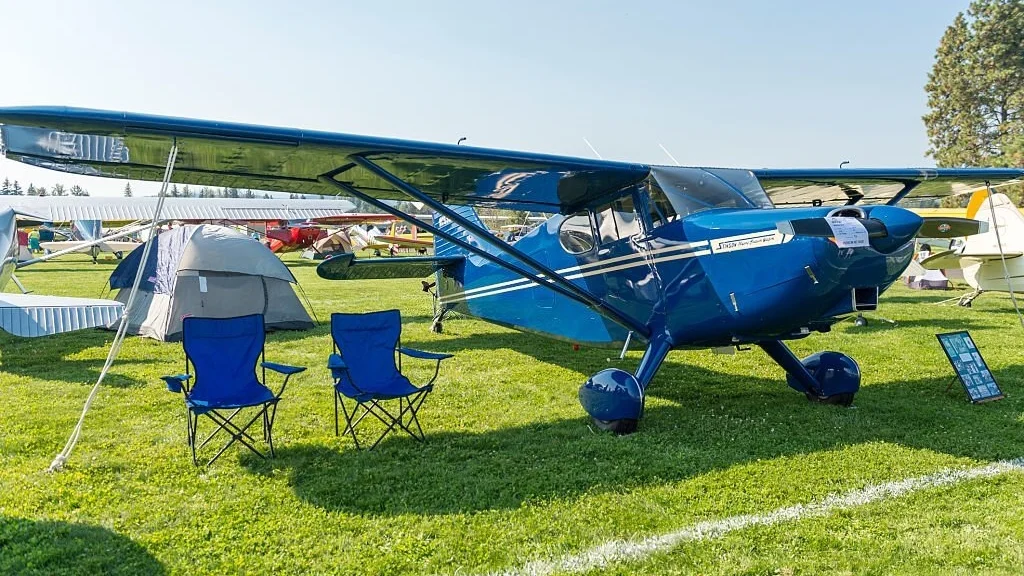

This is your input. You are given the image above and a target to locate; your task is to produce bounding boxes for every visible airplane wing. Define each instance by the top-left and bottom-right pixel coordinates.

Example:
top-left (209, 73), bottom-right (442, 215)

top-left (752, 169), bottom-right (1023, 207)
top-left (0, 195), bottom-right (357, 224)
top-left (1, 108), bottom-right (1021, 214)
top-left (0, 107), bottom-right (650, 214)
top-left (0, 293), bottom-right (123, 337)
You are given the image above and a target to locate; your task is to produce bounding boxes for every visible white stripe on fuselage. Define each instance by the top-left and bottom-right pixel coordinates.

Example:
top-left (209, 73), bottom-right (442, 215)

top-left (439, 230), bottom-right (786, 305)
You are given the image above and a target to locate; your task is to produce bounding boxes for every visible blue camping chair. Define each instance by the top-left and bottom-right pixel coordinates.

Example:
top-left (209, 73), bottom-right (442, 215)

top-left (161, 314), bottom-right (306, 465)
top-left (329, 310), bottom-right (452, 449)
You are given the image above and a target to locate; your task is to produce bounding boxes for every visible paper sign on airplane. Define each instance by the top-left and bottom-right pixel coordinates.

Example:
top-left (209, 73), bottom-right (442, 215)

top-left (825, 217), bottom-right (869, 248)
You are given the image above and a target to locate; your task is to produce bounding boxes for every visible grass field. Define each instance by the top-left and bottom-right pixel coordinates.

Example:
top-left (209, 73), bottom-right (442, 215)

top-left (2, 253), bottom-right (1024, 575)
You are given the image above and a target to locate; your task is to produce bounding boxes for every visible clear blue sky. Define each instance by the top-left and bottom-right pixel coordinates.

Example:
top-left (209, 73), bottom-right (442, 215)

top-left (0, 0), bottom-right (969, 196)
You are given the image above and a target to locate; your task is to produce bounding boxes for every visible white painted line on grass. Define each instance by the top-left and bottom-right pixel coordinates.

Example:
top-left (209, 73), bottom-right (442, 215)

top-left (482, 458), bottom-right (1024, 576)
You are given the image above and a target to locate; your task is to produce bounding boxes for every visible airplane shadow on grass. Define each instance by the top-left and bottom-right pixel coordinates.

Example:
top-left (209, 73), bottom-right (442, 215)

top-left (241, 328), bottom-right (1024, 517)
top-left (0, 329), bottom-right (149, 387)
top-left (0, 516), bottom-right (165, 575)
top-left (831, 316), bottom-right (1003, 334)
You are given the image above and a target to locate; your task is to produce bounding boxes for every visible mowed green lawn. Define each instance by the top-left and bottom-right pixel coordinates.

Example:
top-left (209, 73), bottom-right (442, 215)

top-left (2, 253), bottom-right (1024, 575)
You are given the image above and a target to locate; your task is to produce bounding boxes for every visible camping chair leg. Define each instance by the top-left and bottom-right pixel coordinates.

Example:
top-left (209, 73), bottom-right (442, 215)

top-left (204, 407), bottom-right (271, 466)
top-left (334, 391), bottom-right (340, 437)
top-left (199, 407), bottom-right (244, 449)
top-left (337, 396), bottom-right (362, 450)
top-left (266, 402), bottom-right (278, 457)
top-left (188, 411), bottom-right (199, 466)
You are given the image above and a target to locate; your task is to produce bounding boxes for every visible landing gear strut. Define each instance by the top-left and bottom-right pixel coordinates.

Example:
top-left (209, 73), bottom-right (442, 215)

top-left (959, 289), bottom-right (982, 307)
top-left (758, 340), bottom-right (860, 406)
top-left (578, 338), bottom-right (671, 435)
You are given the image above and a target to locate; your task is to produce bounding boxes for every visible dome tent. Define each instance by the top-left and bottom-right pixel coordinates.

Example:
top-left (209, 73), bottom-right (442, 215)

top-left (108, 224), bottom-right (313, 341)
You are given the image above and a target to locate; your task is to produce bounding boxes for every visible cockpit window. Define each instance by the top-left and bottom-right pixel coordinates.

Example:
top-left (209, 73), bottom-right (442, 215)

top-left (648, 166), bottom-right (773, 219)
top-left (558, 213), bottom-right (596, 254)
top-left (704, 168), bottom-right (773, 209)
top-left (648, 180), bottom-right (680, 228)
top-left (595, 196), bottom-right (642, 244)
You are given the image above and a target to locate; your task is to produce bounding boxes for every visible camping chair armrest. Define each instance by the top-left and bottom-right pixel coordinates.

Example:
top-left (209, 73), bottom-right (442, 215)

top-left (397, 347), bottom-right (453, 361)
top-left (161, 374), bottom-right (192, 394)
top-left (261, 362), bottom-right (306, 397)
top-left (327, 354), bottom-right (349, 379)
top-left (397, 348), bottom-right (452, 387)
top-left (261, 362), bottom-right (307, 376)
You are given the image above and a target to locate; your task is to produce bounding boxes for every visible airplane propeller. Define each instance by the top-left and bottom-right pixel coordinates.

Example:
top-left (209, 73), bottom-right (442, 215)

top-left (777, 216), bottom-right (988, 240)
top-left (917, 217), bottom-right (988, 238)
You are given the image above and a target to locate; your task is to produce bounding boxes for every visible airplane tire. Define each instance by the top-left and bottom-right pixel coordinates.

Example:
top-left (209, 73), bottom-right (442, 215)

top-left (805, 391), bottom-right (856, 407)
top-left (430, 321), bottom-right (443, 334)
top-left (114, 251), bottom-right (124, 259)
top-left (591, 418), bottom-right (638, 435)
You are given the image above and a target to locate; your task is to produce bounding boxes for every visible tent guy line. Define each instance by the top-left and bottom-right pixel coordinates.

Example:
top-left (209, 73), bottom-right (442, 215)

top-left (476, 458), bottom-right (1024, 576)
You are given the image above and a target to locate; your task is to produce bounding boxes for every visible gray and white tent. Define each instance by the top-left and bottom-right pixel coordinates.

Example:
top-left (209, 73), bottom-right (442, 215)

top-left (107, 224), bottom-right (314, 341)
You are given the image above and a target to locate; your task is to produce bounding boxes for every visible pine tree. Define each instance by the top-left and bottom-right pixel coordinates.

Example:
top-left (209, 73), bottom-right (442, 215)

top-left (924, 0), bottom-right (1024, 167)
top-left (124, 182), bottom-right (133, 197)
top-left (70, 185), bottom-right (88, 196)
top-left (1, 178), bottom-right (10, 195)
top-left (51, 183), bottom-right (66, 196)
top-left (244, 189), bottom-right (255, 199)
top-left (182, 185), bottom-right (191, 198)
top-left (37, 186), bottom-right (48, 197)
top-left (26, 184), bottom-right (37, 196)
top-left (11, 181), bottom-right (21, 195)
top-left (170, 184), bottom-right (180, 198)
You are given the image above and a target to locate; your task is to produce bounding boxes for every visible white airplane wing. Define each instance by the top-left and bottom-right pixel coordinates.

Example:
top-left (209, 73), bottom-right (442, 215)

top-left (0, 293), bottom-right (123, 337)
top-left (0, 196), bottom-right (357, 223)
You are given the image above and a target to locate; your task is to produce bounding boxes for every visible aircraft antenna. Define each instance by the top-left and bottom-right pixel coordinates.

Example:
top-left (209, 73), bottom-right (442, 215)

top-left (984, 181), bottom-right (1024, 330)
top-left (582, 138), bottom-right (603, 160)
top-left (839, 160), bottom-right (850, 168)
top-left (457, 137), bottom-right (467, 145)
top-left (658, 143), bottom-right (681, 166)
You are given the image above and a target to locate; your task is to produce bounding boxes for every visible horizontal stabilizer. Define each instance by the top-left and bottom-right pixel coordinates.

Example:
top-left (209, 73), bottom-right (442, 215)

top-left (921, 249), bottom-right (1023, 270)
top-left (919, 250), bottom-right (964, 270)
top-left (316, 253), bottom-right (462, 281)
top-left (960, 251), bottom-right (1024, 261)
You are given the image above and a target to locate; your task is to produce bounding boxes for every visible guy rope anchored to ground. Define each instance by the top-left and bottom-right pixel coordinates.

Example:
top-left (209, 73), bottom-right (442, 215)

top-left (48, 143), bottom-right (179, 473)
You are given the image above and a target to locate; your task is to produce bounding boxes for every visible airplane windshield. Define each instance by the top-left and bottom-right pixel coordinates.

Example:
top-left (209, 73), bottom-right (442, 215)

top-left (649, 166), bottom-right (773, 220)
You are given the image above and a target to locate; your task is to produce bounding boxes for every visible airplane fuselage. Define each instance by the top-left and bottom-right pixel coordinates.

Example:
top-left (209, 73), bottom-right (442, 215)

top-left (435, 204), bottom-right (920, 351)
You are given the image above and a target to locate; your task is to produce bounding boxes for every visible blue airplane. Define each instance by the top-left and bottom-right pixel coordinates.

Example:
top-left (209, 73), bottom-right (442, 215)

top-left (0, 106), bottom-right (1019, 433)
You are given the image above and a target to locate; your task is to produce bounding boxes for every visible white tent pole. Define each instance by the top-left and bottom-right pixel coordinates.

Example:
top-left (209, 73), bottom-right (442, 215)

top-left (48, 144), bottom-right (179, 473)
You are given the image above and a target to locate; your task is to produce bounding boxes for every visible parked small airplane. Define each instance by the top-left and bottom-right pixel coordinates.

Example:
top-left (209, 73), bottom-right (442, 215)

top-left (0, 196), bottom-right (377, 260)
top-left (921, 190), bottom-right (1024, 305)
top-left (265, 214), bottom-right (397, 253)
top-left (0, 106), bottom-right (1018, 434)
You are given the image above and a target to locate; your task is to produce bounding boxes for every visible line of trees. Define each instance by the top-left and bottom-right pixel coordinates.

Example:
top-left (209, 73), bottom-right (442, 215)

top-left (1, 178), bottom-right (89, 196)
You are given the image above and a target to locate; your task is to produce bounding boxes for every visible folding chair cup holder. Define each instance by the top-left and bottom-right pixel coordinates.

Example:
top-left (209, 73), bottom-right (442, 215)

top-left (161, 314), bottom-right (306, 466)
top-left (329, 310), bottom-right (452, 450)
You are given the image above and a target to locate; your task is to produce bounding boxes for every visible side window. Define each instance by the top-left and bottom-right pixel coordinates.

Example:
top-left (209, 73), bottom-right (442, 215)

top-left (558, 213), bottom-right (595, 254)
top-left (594, 196), bottom-right (642, 244)
top-left (648, 181), bottom-right (680, 228)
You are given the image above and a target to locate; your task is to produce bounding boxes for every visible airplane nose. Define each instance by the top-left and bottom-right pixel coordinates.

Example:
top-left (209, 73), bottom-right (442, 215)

top-left (862, 205), bottom-right (923, 253)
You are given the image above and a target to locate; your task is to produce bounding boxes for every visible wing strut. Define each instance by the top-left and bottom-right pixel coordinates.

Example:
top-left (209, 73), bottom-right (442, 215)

top-left (319, 168), bottom-right (650, 338)
top-left (884, 181), bottom-right (919, 206)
